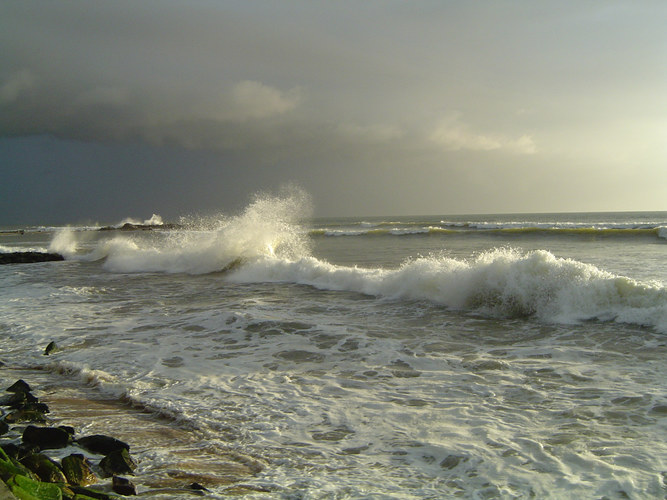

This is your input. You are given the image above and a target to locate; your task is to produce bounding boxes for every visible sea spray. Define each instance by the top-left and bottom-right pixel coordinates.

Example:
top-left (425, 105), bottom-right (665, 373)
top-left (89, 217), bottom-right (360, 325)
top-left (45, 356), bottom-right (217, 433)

top-left (48, 228), bottom-right (79, 258)
top-left (5, 209), bottom-right (667, 498)
top-left (50, 187), bottom-right (313, 274)
top-left (46, 199), bottom-right (667, 331)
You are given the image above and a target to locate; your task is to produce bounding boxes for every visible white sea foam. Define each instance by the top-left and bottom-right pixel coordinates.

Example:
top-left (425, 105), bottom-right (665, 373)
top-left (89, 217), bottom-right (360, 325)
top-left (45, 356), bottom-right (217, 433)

top-left (117, 213), bottom-right (164, 227)
top-left (50, 187), bottom-right (313, 274)
top-left (48, 228), bottom-right (79, 257)
top-left (7, 208), bottom-right (667, 498)
top-left (445, 220), bottom-right (665, 231)
top-left (0, 244), bottom-right (48, 253)
top-left (229, 248), bottom-right (667, 332)
top-left (46, 195), bottom-right (667, 333)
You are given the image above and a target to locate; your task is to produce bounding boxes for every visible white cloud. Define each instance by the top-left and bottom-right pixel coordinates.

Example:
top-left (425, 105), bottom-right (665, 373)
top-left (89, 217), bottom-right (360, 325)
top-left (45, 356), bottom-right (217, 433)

top-left (510, 134), bottom-right (538, 155)
top-left (230, 80), bottom-right (300, 120)
top-left (429, 114), bottom-right (537, 154)
top-left (336, 122), bottom-right (403, 143)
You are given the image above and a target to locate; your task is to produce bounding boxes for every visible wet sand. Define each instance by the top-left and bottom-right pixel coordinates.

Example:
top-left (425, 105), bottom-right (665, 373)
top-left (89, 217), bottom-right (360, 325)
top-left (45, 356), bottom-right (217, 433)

top-left (1, 366), bottom-right (265, 497)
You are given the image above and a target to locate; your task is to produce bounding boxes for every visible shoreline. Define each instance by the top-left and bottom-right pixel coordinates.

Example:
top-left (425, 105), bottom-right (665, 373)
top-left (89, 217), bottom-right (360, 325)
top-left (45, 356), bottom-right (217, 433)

top-left (0, 364), bottom-right (265, 498)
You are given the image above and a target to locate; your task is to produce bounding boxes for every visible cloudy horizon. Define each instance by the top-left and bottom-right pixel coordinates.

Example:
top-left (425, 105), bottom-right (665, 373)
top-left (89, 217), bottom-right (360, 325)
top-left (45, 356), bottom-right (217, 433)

top-left (1, 1), bottom-right (665, 224)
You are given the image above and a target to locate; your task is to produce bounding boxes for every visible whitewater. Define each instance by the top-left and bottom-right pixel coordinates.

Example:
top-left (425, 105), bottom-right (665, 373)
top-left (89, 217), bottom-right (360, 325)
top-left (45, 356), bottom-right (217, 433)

top-left (1, 193), bottom-right (666, 498)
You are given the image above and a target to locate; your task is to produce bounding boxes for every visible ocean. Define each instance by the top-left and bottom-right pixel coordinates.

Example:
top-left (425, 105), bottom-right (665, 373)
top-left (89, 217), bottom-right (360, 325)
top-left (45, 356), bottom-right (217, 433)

top-left (1, 193), bottom-right (666, 499)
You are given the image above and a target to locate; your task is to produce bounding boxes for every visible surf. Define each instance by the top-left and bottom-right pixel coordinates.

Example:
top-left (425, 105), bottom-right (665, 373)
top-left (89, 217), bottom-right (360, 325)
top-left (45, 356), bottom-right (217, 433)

top-left (48, 187), bottom-right (313, 274)
top-left (46, 199), bottom-right (667, 332)
top-left (229, 247), bottom-right (667, 333)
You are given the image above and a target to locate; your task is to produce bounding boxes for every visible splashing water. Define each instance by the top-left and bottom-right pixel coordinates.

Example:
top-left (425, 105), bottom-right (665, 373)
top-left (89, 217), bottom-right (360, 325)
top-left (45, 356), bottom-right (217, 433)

top-left (49, 187), bottom-right (312, 274)
top-left (47, 195), bottom-right (667, 332)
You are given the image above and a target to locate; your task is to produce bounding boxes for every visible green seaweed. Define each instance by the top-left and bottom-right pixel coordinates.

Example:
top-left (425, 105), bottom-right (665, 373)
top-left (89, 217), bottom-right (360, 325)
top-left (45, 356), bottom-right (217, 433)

top-left (8, 474), bottom-right (63, 500)
top-left (0, 455), bottom-right (37, 482)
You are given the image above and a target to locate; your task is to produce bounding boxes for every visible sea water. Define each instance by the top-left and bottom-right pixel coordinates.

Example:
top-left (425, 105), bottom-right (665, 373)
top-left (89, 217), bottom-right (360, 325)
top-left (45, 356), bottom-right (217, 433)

top-left (1, 192), bottom-right (666, 499)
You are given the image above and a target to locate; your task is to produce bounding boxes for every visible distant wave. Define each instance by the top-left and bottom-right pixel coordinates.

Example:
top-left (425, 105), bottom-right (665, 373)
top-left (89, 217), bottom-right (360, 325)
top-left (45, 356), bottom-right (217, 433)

top-left (309, 224), bottom-right (667, 240)
top-left (309, 227), bottom-right (458, 237)
top-left (122, 213), bottom-right (164, 226)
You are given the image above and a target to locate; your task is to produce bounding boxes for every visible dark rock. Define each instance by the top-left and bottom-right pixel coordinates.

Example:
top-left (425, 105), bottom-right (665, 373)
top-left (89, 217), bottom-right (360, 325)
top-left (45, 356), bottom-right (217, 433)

top-left (100, 448), bottom-right (136, 477)
top-left (62, 453), bottom-right (97, 486)
top-left (0, 446), bottom-right (38, 482)
top-left (77, 434), bottom-right (130, 455)
top-left (60, 484), bottom-right (76, 499)
top-left (4, 409), bottom-right (47, 424)
top-left (58, 425), bottom-right (75, 436)
top-left (6, 379), bottom-right (32, 393)
top-left (17, 392), bottom-right (39, 407)
top-left (190, 482), bottom-right (209, 491)
top-left (0, 390), bottom-right (38, 409)
top-left (0, 252), bottom-right (65, 265)
top-left (22, 425), bottom-right (71, 449)
top-left (0, 420), bottom-right (8, 436)
top-left (112, 475), bottom-right (137, 496)
top-left (0, 459), bottom-right (32, 482)
top-left (16, 443), bottom-right (41, 461)
top-left (23, 402), bottom-right (50, 414)
top-left (440, 454), bottom-right (468, 470)
top-left (0, 443), bottom-right (19, 460)
top-left (0, 392), bottom-right (24, 407)
top-left (44, 341), bottom-right (58, 355)
top-left (70, 485), bottom-right (115, 499)
top-left (6, 473), bottom-right (62, 498)
top-left (20, 452), bottom-right (68, 483)
top-left (99, 223), bottom-right (179, 232)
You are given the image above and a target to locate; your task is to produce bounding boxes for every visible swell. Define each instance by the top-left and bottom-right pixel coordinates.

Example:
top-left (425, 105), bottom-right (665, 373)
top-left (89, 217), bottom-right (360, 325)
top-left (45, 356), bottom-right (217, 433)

top-left (228, 248), bottom-right (667, 333)
top-left (47, 232), bottom-right (667, 332)
top-left (309, 226), bottom-right (667, 240)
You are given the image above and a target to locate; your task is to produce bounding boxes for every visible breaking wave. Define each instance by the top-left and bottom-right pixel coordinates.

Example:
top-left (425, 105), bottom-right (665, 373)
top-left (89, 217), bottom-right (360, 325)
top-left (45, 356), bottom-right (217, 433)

top-left (47, 193), bottom-right (667, 332)
top-left (228, 248), bottom-right (667, 333)
top-left (49, 187), bottom-right (312, 274)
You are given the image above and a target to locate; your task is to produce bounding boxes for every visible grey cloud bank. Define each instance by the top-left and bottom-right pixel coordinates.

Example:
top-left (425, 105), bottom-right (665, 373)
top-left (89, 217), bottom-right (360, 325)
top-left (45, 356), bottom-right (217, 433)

top-left (1, 1), bottom-right (665, 224)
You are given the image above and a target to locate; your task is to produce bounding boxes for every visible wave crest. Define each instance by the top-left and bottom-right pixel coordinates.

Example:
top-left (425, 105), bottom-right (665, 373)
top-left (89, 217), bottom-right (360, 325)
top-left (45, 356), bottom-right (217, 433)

top-left (50, 187), bottom-right (312, 274)
top-left (230, 248), bottom-right (667, 332)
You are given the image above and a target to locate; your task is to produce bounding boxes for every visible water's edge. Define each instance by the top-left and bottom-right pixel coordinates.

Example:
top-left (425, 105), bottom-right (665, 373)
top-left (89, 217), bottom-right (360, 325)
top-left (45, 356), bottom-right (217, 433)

top-left (0, 364), bottom-right (264, 498)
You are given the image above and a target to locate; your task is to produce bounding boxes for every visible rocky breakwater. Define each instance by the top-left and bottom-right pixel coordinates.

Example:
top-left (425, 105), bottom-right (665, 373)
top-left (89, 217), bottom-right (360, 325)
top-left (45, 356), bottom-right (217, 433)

top-left (0, 377), bottom-right (214, 499)
top-left (0, 253), bottom-right (64, 265)
top-left (0, 341), bottom-right (269, 499)
top-left (0, 378), bottom-right (142, 499)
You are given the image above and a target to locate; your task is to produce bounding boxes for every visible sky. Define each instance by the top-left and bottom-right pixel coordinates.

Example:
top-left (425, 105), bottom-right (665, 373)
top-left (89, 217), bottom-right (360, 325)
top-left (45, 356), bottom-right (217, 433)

top-left (1, 1), bottom-right (666, 224)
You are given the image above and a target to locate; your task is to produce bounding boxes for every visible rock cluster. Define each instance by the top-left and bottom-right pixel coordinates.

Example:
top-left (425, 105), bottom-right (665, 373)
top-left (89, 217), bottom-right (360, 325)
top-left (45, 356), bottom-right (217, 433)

top-left (1, 378), bottom-right (138, 499)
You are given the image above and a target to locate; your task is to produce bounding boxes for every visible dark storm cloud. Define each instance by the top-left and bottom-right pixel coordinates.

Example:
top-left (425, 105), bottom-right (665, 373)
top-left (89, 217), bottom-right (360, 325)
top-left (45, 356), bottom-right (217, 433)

top-left (1, 1), bottom-right (665, 222)
top-left (0, 1), bottom-right (544, 153)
